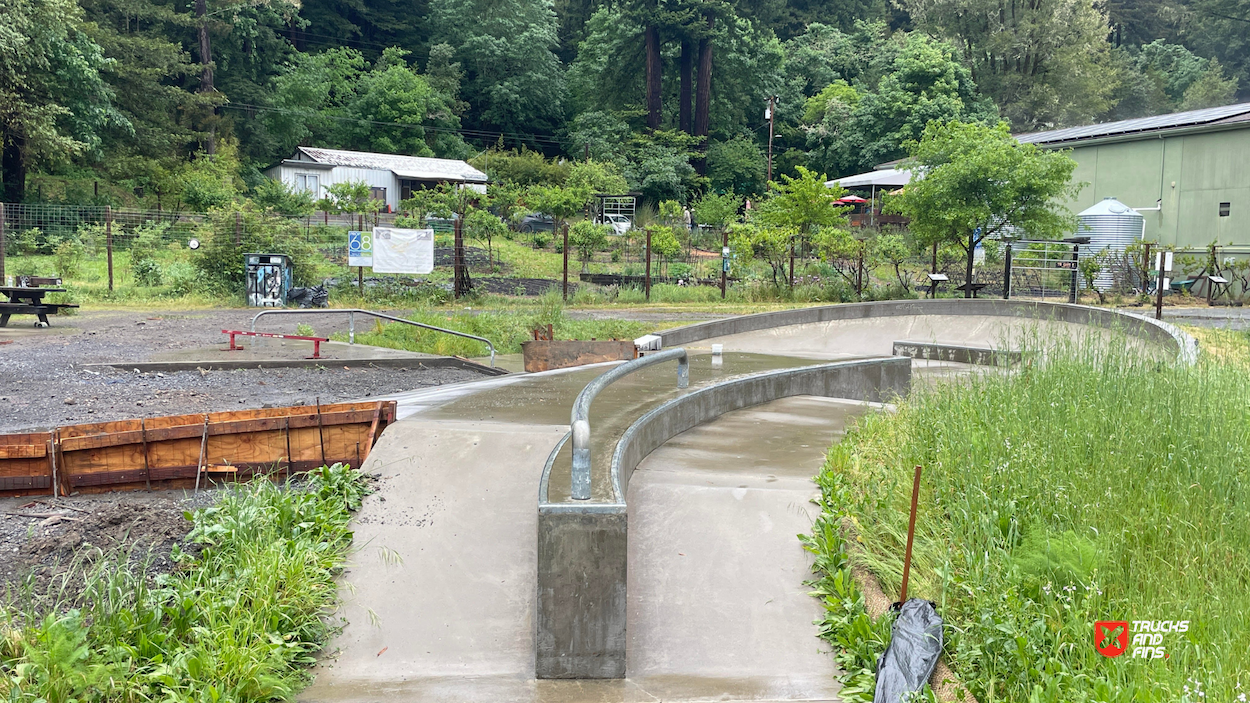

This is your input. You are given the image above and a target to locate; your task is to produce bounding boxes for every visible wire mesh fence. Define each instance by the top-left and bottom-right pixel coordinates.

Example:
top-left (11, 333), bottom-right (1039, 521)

top-left (6, 201), bottom-right (1250, 305)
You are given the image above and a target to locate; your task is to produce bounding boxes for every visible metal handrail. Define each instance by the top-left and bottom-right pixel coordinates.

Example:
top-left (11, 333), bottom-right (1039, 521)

top-left (569, 347), bottom-right (688, 500)
top-left (250, 308), bottom-right (496, 367)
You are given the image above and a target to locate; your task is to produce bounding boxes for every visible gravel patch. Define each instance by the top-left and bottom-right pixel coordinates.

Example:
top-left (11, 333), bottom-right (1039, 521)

top-left (0, 308), bottom-right (487, 433)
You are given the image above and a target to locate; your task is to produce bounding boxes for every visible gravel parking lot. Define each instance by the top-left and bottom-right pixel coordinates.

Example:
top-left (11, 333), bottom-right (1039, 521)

top-left (0, 308), bottom-right (487, 434)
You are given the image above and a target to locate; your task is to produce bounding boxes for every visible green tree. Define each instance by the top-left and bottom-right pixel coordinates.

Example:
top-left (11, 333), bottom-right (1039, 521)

top-left (1180, 59), bottom-right (1238, 110)
top-left (648, 224), bottom-right (683, 276)
top-left (706, 136), bottom-right (766, 196)
top-left (728, 222), bottom-right (793, 288)
top-left (252, 178), bottom-right (316, 217)
top-left (889, 120), bottom-right (1082, 298)
top-left (568, 219), bottom-right (610, 271)
top-left (429, 0), bottom-right (566, 134)
top-left (317, 180), bottom-right (381, 215)
top-left (524, 182), bottom-right (591, 240)
top-left (1, 0), bottom-right (128, 202)
top-left (465, 207), bottom-right (509, 268)
top-left (471, 147), bottom-right (569, 186)
top-left (178, 140), bottom-right (244, 211)
top-left (828, 33), bottom-right (996, 173)
top-left (904, 0), bottom-right (1119, 130)
top-left (692, 191), bottom-right (743, 230)
top-left (566, 160), bottom-right (629, 194)
top-left (755, 166), bottom-right (847, 237)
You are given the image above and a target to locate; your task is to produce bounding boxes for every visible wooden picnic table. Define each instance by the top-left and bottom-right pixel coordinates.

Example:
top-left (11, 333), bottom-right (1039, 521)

top-left (0, 286), bottom-right (76, 327)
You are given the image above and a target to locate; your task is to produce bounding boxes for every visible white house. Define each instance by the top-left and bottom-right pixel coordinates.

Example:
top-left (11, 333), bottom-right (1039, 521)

top-left (264, 147), bottom-right (489, 212)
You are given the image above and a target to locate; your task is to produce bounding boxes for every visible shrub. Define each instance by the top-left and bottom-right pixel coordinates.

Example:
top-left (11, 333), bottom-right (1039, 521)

top-left (193, 205), bottom-right (320, 294)
top-left (53, 240), bottom-right (85, 279)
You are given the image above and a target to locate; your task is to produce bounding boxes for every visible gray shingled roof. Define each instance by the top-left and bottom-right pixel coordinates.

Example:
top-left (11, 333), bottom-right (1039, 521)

top-left (295, 147), bottom-right (488, 182)
top-left (1016, 102), bottom-right (1250, 146)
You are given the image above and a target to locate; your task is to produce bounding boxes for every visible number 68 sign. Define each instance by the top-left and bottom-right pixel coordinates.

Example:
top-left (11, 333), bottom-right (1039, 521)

top-left (348, 230), bottom-right (373, 267)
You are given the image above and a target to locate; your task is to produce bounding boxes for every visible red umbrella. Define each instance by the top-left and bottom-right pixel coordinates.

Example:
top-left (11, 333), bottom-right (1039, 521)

top-left (837, 195), bottom-right (868, 203)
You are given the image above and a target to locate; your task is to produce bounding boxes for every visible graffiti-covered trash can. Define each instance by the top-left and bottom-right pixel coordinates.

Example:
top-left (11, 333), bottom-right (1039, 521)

top-left (245, 253), bottom-right (292, 307)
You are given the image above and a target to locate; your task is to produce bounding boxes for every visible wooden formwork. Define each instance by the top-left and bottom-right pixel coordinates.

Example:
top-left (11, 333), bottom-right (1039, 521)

top-left (0, 400), bottom-right (397, 498)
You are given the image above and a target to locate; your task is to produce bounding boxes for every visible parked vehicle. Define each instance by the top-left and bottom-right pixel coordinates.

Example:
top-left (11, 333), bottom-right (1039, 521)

top-left (603, 214), bottom-right (632, 235)
top-left (518, 213), bottom-right (555, 233)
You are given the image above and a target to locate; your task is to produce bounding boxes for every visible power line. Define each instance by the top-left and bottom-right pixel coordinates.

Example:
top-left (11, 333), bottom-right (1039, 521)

top-left (221, 102), bottom-right (567, 145)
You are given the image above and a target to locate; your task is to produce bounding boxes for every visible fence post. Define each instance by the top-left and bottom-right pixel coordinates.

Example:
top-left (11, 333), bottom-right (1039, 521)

top-left (234, 211), bottom-right (242, 246)
top-left (1069, 244), bottom-right (1079, 303)
top-left (855, 239), bottom-right (864, 296)
top-left (1002, 242), bottom-right (1012, 299)
top-left (562, 223), bottom-right (569, 301)
top-left (0, 202), bottom-right (6, 285)
top-left (106, 206), bottom-right (114, 291)
top-left (645, 228), bottom-right (652, 301)
top-left (720, 228), bottom-right (727, 300)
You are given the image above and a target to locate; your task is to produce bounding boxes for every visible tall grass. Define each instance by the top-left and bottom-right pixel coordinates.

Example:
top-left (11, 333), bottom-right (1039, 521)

top-left (0, 464), bottom-right (368, 701)
top-left (807, 335), bottom-right (1250, 701)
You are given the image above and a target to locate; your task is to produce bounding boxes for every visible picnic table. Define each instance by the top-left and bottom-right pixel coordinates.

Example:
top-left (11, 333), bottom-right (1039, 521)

top-left (0, 286), bottom-right (78, 327)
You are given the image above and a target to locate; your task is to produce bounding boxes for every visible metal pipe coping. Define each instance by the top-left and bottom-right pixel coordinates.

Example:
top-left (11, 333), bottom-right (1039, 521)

top-left (250, 308), bottom-right (497, 367)
top-left (568, 347), bottom-right (688, 500)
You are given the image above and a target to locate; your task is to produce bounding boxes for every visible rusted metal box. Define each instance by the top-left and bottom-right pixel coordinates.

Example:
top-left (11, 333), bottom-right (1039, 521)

top-left (522, 340), bottom-right (638, 372)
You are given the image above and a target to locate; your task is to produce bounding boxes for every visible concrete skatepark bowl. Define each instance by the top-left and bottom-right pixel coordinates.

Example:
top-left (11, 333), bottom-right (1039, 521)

top-left (299, 300), bottom-right (1194, 703)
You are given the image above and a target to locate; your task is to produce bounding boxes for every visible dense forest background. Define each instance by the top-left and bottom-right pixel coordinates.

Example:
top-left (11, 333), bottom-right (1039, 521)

top-left (2, 0), bottom-right (1247, 207)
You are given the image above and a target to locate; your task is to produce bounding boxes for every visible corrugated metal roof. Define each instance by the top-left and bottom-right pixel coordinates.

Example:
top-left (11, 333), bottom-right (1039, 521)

top-left (296, 147), bottom-right (488, 182)
top-left (1016, 102), bottom-right (1250, 146)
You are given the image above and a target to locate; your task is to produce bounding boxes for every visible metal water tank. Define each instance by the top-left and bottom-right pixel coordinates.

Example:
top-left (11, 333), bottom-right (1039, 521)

top-left (1077, 198), bottom-right (1144, 291)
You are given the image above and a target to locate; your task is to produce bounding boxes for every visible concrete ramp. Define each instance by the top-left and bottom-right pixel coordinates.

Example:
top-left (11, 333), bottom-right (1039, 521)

top-left (302, 419), bottom-right (568, 702)
top-left (625, 396), bottom-right (869, 701)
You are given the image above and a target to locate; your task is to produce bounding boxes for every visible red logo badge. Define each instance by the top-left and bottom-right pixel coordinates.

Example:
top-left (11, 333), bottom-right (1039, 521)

top-left (1095, 621), bottom-right (1128, 657)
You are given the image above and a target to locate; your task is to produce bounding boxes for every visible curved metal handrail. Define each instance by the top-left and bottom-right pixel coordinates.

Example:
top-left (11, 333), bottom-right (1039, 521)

top-left (250, 308), bottom-right (496, 367)
top-left (569, 347), bottom-right (688, 500)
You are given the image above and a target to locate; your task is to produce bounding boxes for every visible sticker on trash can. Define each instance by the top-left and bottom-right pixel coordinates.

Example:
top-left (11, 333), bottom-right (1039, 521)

top-left (348, 230), bottom-right (373, 267)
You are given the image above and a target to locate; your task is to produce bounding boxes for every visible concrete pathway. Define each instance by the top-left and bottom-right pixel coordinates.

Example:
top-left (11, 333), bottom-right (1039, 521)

top-left (625, 396), bottom-right (870, 702)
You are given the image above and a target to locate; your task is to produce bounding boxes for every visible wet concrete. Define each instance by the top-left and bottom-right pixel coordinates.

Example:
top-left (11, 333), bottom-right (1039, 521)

top-left (301, 419), bottom-right (570, 703)
top-left (625, 396), bottom-right (869, 700)
top-left (690, 314), bottom-right (1157, 360)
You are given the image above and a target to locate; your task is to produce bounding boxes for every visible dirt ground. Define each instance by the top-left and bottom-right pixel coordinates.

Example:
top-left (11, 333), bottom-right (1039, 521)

top-left (0, 308), bottom-right (488, 434)
top-left (0, 489), bottom-right (220, 596)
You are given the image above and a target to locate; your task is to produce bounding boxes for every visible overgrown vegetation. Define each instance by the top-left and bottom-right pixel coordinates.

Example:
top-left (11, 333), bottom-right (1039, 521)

top-left (344, 294), bottom-right (651, 357)
top-left (0, 464), bottom-right (368, 701)
top-left (806, 335), bottom-right (1250, 700)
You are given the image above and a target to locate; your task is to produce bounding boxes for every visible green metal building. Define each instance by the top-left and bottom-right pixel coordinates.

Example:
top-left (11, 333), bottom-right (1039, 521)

top-left (1017, 103), bottom-right (1250, 248)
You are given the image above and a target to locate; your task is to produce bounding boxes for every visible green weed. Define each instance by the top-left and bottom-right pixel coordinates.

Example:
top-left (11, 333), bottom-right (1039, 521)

top-left (0, 464), bottom-right (369, 701)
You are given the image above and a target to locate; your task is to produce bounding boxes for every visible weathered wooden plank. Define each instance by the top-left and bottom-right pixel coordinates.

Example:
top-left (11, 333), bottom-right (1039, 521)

top-left (0, 444), bottom-right (46, 459)
top-left (1, 401), bottom-right (394, 495)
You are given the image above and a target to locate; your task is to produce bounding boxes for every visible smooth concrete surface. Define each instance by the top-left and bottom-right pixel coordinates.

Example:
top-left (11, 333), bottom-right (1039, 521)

top-left (688, 314), bottom-right (1156, 361)
top-left (626, 396), bottom-right (870, 700)
top-left (656, 300), bottom-right (1196, 363)
top-left (300, 419), bottom-right (570, 702)
top-left (535, 357), bottom-right (910, 679)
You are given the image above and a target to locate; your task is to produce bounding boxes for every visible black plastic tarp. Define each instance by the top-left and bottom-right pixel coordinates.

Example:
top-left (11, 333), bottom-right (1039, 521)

top-left (874, 598), bottom-right (944, 703)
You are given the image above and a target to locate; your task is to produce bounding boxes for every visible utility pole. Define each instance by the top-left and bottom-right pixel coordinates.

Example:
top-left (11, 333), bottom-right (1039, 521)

top-left (766, 96), bottom-right (776, 184)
